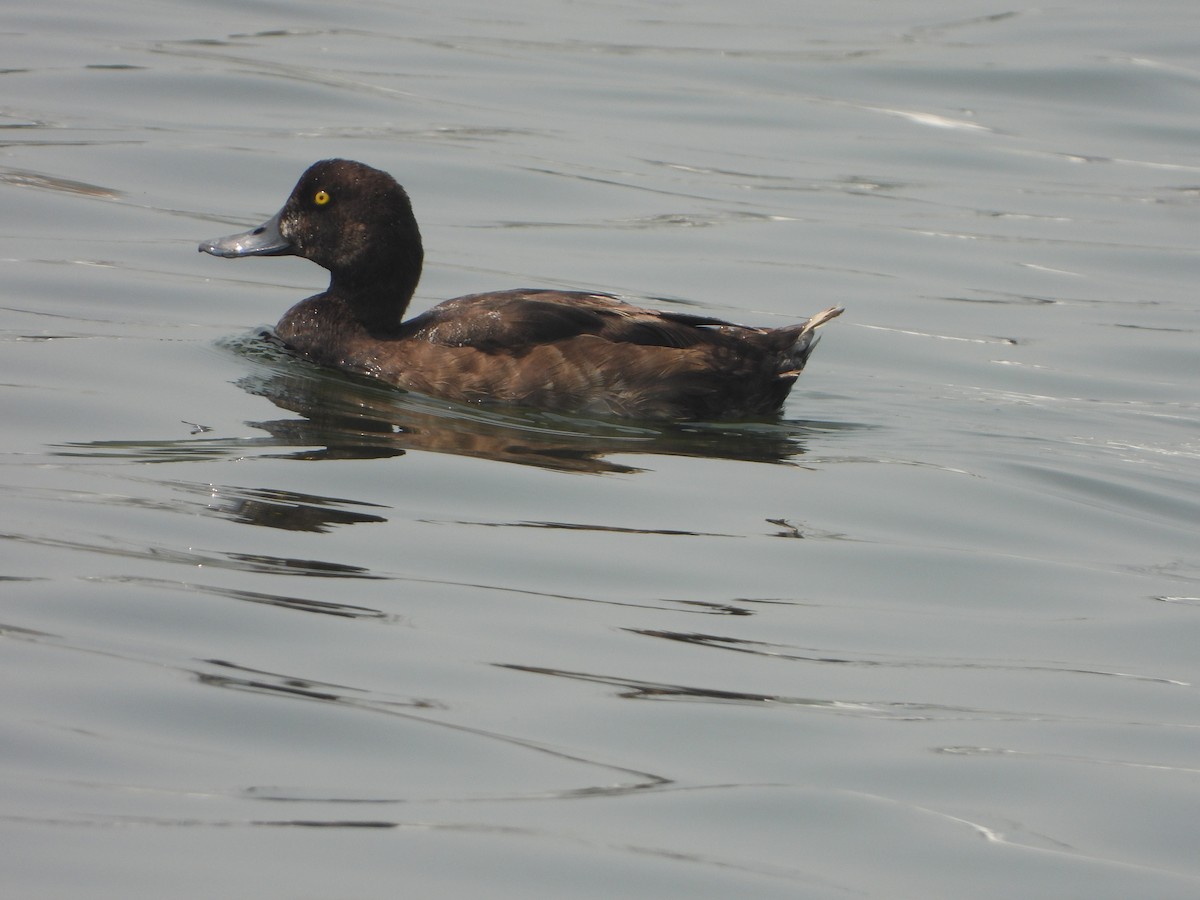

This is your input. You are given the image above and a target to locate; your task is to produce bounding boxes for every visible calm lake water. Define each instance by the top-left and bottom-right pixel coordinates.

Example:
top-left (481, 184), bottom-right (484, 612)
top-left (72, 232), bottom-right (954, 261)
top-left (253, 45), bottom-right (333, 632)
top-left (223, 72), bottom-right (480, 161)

top-left (3, 1), bottom-right (1198, 896)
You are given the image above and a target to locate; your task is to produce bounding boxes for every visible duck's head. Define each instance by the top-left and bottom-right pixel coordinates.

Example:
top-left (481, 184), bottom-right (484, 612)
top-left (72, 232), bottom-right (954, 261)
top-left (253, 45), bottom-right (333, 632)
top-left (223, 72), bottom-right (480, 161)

top-left (200, 159), bottom-right (424, 313)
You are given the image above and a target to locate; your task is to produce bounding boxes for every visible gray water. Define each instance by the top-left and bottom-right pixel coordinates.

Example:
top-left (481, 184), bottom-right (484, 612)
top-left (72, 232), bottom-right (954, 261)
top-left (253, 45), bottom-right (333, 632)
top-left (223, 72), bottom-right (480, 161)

top-left (3, 1), bottom-right (1199, 896)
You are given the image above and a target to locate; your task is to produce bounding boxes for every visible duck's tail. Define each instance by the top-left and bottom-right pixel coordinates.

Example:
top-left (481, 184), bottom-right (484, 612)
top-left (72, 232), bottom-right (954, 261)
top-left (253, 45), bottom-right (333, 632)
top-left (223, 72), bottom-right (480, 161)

top-left (778, 306), bottom-right (843, 376)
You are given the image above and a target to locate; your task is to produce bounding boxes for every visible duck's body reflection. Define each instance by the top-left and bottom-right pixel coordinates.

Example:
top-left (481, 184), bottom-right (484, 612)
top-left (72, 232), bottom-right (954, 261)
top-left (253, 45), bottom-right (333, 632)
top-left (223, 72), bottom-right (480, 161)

top-left (235, 330), bottom-right (848, 475)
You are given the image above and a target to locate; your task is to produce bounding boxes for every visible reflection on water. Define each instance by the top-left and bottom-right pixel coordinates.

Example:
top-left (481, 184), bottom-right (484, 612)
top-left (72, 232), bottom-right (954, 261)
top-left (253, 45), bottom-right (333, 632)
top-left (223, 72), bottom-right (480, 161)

top-left (197, 657), bottom-right (440, 709)
top-left (184, 482), bottom-right (389, 532)
top-left (192, 657), bottom-right (674, 803)
top-left (5, 479), bottom-right (390, 533)
top-left (234, 331), bottom-right (863, 472)
top-left (93, 576), bottom-right (390, 619)
top-left (0, 529), bottom-right (381, 578)
top-left (53, 329), bottom-right (865, 473)
top-left (626, 629), bottom-right (1191, 687)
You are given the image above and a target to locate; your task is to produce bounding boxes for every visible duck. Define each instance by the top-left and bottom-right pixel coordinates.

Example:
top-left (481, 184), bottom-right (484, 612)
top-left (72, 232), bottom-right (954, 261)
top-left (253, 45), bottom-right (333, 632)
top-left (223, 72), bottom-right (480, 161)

top-left (199, 159), bottom-right (842, 420)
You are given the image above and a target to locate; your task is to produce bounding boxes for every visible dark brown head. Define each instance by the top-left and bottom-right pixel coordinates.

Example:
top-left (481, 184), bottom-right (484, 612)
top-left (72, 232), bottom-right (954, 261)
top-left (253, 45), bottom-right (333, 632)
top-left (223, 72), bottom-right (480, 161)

top-left (200, 159), bottom-right (425, 327)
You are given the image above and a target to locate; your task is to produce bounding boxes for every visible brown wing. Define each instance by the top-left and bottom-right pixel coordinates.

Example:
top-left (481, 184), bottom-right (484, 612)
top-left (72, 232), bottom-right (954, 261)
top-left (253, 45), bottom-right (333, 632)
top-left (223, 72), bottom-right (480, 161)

top-left (402, 289), bottom-right (754, 353)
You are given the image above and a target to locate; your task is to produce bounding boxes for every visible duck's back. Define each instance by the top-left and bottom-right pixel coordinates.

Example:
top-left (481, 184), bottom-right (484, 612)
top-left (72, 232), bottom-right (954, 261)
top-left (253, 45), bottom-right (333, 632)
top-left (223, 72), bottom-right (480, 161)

top-left (277, 289), bottom-right (840, 419)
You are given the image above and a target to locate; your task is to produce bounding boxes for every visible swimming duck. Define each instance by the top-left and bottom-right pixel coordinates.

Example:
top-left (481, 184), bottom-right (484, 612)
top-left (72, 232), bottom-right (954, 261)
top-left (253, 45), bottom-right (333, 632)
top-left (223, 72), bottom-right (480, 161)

top-left (199, 159), bottom-right (842, 420)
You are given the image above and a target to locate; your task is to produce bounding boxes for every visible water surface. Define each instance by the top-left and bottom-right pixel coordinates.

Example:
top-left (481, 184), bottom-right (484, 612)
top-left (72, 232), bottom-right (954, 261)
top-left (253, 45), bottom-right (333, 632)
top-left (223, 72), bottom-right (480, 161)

top-left (2, 1), bottom-right (1198, 897)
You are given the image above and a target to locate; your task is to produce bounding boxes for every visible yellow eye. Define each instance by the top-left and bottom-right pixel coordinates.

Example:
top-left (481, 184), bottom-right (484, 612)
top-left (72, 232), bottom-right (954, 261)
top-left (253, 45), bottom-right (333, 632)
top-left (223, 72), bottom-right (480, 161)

top-left (314, 189), bottom-right (330, 206)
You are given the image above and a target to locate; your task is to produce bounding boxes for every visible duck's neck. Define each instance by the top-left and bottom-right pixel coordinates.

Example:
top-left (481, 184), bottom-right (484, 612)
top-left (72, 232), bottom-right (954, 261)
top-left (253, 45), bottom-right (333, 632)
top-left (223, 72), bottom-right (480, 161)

top-left (330, 243), bottom-right (423, 335)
